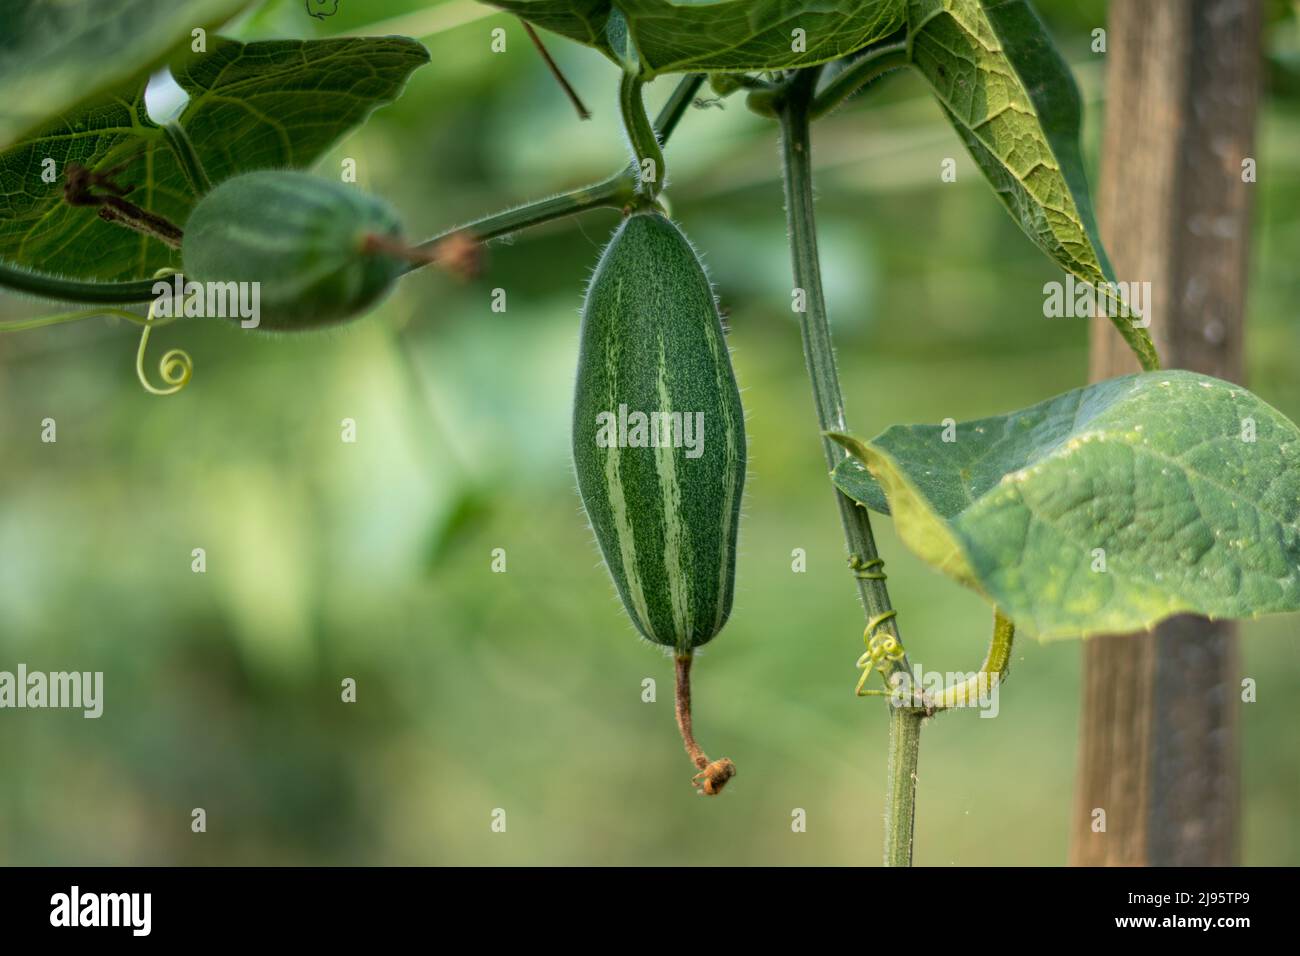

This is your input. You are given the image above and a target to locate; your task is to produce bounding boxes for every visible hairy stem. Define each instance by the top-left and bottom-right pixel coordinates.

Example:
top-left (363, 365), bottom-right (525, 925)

top-left (619, 72), bottom-right (666, 199)
top-left (777, 68), bottom-right (920, 865)
top-left (884, 706), bottom-right (922, 866)
top-left (406, 174), bottom-right (633, 269)
top-left (0, 264), bottom-right (163, 305)
top-left (777, 71), bottom-right (909, 681)
top-left (406, 73), bottom-right (703, 269)
top-left (810, 42), bottom-right (910, 119)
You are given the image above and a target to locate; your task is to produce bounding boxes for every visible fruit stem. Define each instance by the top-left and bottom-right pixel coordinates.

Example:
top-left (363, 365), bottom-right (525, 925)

top-left (674, 654), bottom-right (735, 796)
top-left (402, 74), bottom-right (704, 272)
top-left (619, 72), bottom-right (666, 199)
top-left (363, 232), bottom-right (481, 280)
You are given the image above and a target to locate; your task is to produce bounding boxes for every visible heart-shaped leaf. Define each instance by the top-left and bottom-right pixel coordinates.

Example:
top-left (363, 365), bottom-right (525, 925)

top-left (830, 371), bottom-right (1300, 639)
top-left (0, 36), bottom-right (429, 282)
top-left (906, 0), bottom-right (1159, 371)
top-left (485, 1), bottom-right (905, 77)
top-left (0, 0), bottom-right (251, 150)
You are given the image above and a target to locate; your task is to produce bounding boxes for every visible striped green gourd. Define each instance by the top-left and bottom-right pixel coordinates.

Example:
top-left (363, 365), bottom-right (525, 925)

top-left (182, 170), bottom-right (407, 330)
top-left (572, 211), bottom-right (746, 654)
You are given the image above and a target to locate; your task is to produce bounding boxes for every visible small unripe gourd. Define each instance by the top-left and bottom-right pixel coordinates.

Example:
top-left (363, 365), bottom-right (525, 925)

top-left (182, 170), bottom-right (406, 330)
top-left (573, 211), bottom-right (746, 652)
top-left (573, 211), bottom-right (745, 794)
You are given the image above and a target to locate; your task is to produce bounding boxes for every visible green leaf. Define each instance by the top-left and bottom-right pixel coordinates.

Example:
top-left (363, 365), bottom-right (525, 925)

top-left (832, 454), bottom-right (891, 515)
top-left (490, 0), bottom-right (612, 51)
top-left (829, 371), bottom-right (1300, 639)
top-left (0, 36), bottom-right (429, 282)
top-left (0, 0), bottom-right (251, 150)
top-left (905, 0), bottom-right (1159, 371)
top-left (484, 1), bottom-right (905, 77)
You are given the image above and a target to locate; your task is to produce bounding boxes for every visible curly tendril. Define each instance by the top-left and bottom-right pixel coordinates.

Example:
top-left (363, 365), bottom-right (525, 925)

top-left (849, 553), bottom-right (888, 581)
top-left (135, 269), bottom-right (194, 396)
top-left (855, 609), bottom-right (904, 696)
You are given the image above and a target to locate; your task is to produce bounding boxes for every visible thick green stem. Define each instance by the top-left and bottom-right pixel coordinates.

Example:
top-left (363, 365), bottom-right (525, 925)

top-left (809, 42), bottom-right (910, 120)
top-left (776, 71), bottom-right (909, 680)
top-left (619, 72), bottom-right (666, 198)
top-left (884, 614), bottom-right (1011, 863)
top-left (884, 706), bottom-right (923, 866)
top-left (777, 68), bottom-right (920, 866)
top-left (0, 264), bottom-right (162, 305)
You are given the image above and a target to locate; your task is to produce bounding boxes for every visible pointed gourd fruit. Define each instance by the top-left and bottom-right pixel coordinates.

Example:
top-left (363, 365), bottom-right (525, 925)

top-left (182, 170), bottom-right (406, 330)
top-left (572, 210), bottom-right (746, 794)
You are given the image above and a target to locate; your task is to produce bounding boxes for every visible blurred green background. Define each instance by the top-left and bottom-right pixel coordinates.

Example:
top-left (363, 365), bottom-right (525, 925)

top-left (2, 0), bottom-right (1298, 865)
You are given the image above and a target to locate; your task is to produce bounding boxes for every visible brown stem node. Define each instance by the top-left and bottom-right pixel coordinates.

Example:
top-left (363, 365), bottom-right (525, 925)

top-left (362, 231), bottom-right (481, 281)
top-left (64, 162), bottom-right (183, 249)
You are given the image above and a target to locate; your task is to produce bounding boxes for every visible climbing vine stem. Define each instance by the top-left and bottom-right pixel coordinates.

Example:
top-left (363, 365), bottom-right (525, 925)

top-left (885, 703), bottom-right (921, 866)
top-left (777, 66), bottom-right (923, 866)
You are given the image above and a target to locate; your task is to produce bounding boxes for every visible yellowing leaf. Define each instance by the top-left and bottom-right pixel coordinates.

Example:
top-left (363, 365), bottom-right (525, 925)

top-left (907, 0), bottom-right (1159, 371)
top-left (832, 372), bottom-right (1300, 639)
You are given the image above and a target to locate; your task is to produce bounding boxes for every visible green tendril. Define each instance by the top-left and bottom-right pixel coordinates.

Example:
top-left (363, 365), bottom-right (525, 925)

top-left (135, 270), bottom-right (193, 396)
top-left (849, 553), bottom-right (888, 580)
top-left (855, 609), bottom-right (904, 696)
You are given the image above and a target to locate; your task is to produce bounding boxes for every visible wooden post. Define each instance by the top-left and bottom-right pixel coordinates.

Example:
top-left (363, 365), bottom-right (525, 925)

top-left (1071, 0), bottom-right (1263, 866)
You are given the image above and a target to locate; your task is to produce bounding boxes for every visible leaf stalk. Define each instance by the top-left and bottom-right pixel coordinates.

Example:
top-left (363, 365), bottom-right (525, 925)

top-left (809, 42), bottom-right (910, 119)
